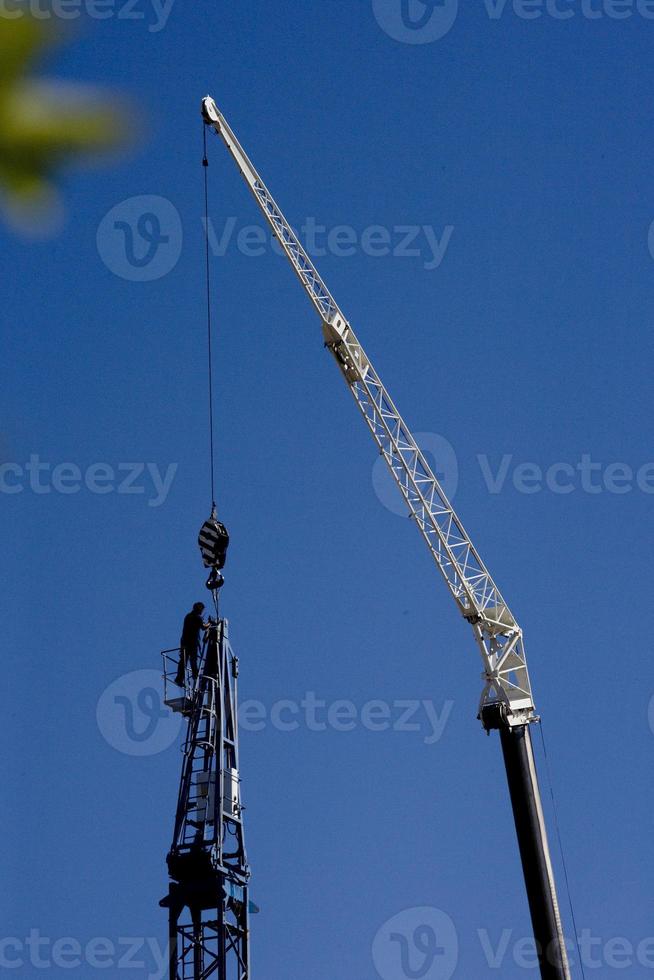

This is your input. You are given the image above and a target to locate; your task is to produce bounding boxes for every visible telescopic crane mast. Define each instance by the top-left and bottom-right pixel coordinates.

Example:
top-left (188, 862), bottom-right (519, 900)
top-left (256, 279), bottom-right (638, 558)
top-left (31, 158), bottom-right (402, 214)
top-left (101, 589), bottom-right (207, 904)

top-left (201, 96), bottom-right (571, 980)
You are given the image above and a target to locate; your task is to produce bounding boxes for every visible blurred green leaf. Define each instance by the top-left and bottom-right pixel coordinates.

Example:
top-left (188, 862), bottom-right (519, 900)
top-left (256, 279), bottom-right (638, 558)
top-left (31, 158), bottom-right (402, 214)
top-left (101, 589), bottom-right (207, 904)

top-left (0, 14), bottom-right (51, 87)
top-left (0, 14), bottom-right (132, 235)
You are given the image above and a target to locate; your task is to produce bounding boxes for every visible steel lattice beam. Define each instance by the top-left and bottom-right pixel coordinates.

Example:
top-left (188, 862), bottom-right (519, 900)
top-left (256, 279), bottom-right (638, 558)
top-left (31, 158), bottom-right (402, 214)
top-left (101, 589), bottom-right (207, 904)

top-left (161, 620), bottom-right (251, 980)
top-left (201, 97), bottom-right (534, 725)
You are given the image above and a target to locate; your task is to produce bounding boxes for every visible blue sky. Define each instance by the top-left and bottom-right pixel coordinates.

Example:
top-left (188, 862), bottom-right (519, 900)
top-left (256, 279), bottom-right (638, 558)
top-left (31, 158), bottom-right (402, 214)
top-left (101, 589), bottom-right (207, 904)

top-left (3, 2), bottom-right (654, 978)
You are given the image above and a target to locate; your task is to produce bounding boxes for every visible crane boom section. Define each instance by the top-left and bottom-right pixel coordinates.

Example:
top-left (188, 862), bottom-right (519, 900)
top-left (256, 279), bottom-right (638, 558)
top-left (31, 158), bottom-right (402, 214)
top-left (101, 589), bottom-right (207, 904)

top-left (202, 96), bottom-right (535, 725)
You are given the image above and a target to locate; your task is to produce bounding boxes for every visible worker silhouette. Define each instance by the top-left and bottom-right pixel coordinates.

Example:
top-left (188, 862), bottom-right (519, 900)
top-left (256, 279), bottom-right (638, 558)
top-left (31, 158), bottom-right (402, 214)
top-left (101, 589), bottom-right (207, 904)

top-left (175, 602), bottom-right (207, 687)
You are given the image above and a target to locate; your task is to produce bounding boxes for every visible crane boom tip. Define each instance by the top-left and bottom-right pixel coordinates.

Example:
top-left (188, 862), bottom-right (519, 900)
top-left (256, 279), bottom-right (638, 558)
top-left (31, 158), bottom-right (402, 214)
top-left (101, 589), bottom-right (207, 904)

top-left (201, 96), bottom-right (220, 126)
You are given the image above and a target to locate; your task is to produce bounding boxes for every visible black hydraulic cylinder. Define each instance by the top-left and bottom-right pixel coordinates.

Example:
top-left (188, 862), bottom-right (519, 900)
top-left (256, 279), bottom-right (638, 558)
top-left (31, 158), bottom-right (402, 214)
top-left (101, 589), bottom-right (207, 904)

top-left (499, 723), bottom-right (570, 980)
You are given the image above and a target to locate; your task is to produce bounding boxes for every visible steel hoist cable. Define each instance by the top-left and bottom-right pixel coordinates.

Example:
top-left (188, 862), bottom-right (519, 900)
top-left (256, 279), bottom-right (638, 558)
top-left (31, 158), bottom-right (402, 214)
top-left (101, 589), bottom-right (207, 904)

top-left (538, 722), bottom-right (587, 979)
top-left (202, 122), bottom-right (216, 510)
top-left (200, 125), bottom-right (227, 613)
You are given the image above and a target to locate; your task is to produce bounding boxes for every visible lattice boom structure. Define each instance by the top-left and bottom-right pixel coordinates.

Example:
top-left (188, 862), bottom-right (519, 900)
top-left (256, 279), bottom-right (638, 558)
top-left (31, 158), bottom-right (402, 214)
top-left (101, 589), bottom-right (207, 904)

top-left (201, 97), bottom-right (534, 726)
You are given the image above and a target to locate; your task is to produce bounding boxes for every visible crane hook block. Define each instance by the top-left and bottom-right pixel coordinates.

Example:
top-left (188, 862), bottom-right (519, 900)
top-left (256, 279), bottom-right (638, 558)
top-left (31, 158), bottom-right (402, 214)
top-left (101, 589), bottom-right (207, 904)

top-left (198, 514), bottom-right (229, 570)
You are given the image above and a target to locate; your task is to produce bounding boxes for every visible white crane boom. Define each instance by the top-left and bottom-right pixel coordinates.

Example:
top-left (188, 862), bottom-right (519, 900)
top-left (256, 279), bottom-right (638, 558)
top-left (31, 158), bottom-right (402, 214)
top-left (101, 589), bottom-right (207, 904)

top-left (200, 96), bottom-right (574, 980)
top-left (201, 96), bottom-right (534, 726)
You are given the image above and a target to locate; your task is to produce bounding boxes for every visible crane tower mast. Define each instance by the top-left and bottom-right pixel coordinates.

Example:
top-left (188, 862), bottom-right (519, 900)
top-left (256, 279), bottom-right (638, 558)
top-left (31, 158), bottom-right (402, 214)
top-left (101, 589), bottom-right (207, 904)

top-left (201, 96), bottom-right (571, 980)
top-left (161, 618), bottom-right (251, 980)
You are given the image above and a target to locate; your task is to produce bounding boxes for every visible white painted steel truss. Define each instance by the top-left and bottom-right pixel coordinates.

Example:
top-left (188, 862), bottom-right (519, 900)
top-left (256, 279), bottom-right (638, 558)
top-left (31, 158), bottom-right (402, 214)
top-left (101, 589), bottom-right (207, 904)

top-left (202, 97), bottom-right (535, 726)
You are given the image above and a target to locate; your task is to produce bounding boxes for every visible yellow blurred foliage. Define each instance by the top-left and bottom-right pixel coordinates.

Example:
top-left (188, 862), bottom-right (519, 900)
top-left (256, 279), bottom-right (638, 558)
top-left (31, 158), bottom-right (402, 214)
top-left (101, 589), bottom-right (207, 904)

top-left (0, 14), bottom-right (132, 234)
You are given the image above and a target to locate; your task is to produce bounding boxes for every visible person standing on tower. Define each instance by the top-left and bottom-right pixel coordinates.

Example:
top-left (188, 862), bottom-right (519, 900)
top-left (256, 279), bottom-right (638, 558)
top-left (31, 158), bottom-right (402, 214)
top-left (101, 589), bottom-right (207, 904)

top-left (175, 602), bottom-right (207, 686)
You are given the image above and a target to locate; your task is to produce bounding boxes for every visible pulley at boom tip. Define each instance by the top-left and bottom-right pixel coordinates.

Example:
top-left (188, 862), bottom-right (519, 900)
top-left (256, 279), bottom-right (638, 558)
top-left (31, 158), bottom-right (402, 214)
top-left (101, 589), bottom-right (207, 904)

top-left (201, 96), bottom-right (221, 128)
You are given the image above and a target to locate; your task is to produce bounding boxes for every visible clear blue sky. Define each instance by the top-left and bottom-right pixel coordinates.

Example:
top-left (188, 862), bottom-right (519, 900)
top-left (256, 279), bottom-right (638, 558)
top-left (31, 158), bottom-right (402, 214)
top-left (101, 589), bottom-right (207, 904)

top-left (4, 2), bottom-right (654, 978)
